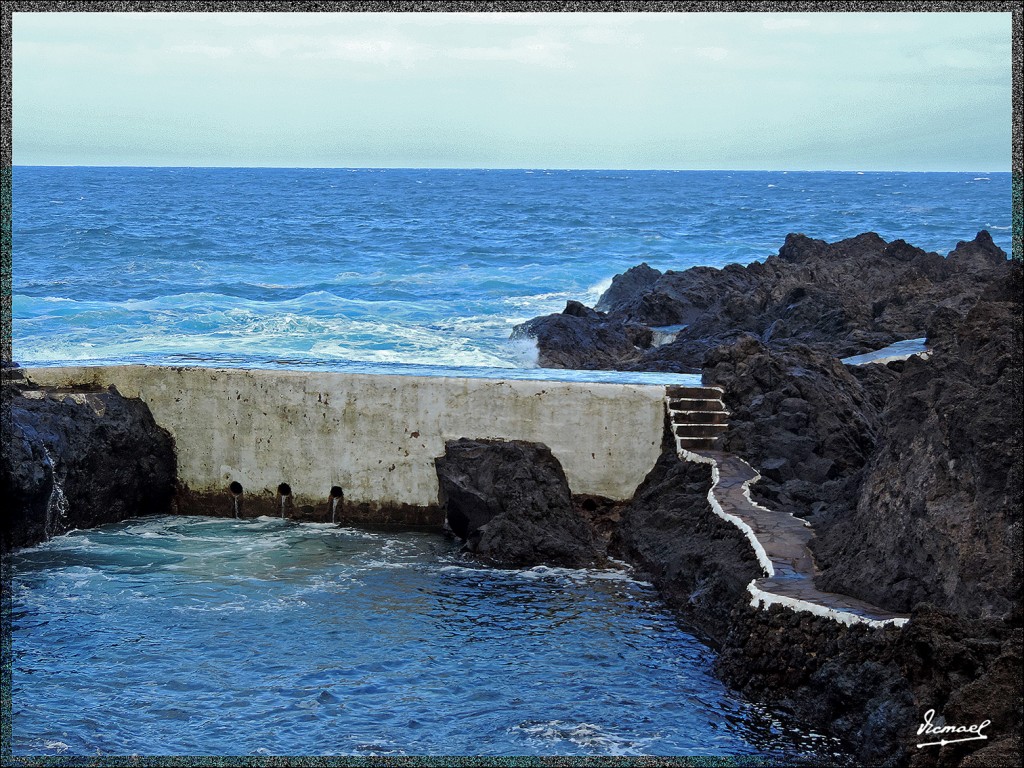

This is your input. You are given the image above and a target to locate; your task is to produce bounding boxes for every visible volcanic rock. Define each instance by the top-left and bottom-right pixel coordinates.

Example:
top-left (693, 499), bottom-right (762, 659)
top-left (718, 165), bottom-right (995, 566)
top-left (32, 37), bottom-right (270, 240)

top-left (434, 438), bottom-right (602, 567)
top-left (812, 267), bottom-right (1023, 620)
top-left (509, 300), bottom-right (652, 370)
top-left (612, 433), bottom-right (761, 645)
top-left (701, 334), bottom-right (882, 522)
top-left (2, 384), bottom-right (178, 551)
top-left (518, 231), bottom-right (1010, 373)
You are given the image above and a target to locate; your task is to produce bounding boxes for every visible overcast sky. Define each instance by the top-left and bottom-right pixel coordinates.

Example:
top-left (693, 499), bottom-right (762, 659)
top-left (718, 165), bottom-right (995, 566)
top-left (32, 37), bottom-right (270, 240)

top-left (12, 10), bottom-right (1013, 170)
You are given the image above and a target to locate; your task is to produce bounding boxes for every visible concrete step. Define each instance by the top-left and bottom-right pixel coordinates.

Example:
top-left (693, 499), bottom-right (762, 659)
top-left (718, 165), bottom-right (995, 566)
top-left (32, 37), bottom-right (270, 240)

top-left (675, 436), bottom-right (722, 450)
top-left (671, 410), bottom-right (729, 425)
top-left (675, 423), bottom-right (729, 438)
top-left (668, 398), bottom-right (726, 412)
top-left (666, 385), bottom-right (724, 399)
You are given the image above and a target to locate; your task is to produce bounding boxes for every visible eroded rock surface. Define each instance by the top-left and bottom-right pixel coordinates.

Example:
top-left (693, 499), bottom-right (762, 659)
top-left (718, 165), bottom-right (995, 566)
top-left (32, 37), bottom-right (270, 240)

top-left (514, 231), bottom-right (1010, 372)
top-left (2, 383), bottom-right (177, 551)
top-left (514, 231), bottom-right (1020, 767)
top-left (812, 271), bottom-right (1023, 620)
top-left (702, 335), bottom-right (883, 524)
top-left (509, 300), bottom-right (651, 370)
top-left (434, 438), bottom-right (602, 567)
top-left (612, 440), bottom-right (760, 645)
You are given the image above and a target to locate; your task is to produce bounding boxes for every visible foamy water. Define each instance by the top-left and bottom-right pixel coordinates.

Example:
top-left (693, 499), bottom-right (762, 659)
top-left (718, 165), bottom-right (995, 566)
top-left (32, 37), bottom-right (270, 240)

top-left (12, 167), bottom-right (1011, 380)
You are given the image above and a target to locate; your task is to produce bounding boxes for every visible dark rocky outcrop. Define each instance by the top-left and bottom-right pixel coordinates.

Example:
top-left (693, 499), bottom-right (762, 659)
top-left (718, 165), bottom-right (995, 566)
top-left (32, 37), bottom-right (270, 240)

top-left (509, 300), bottom-right (651, 370)
top-left (716, 602), bottom-right (1022, 768)
top-left (516, 231), bottom-right (1020, 767)
top-left (2, 383), bottom-right (178, 551)
top-left (434, 438), bottom-right (603, 568)
top-left (702, 335), bottom-right (883, 523)
top-left (612, 423), bottom-right (1021, 767)
top-left (812, 269), bottom-right (1023, 621)
top-left (513, 231), bottom-right (1010, 372)
top-left (594, 262), bottom-right (664, 314)
top-left (613, 436), bottom-right (761, 645)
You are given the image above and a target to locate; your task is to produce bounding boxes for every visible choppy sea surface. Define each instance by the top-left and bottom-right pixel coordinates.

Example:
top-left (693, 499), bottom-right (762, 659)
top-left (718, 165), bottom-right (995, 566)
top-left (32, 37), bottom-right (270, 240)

top-left (12, 167), bottom-right (1012, 382)
top-left (8, 516), bottom-right (851, 758)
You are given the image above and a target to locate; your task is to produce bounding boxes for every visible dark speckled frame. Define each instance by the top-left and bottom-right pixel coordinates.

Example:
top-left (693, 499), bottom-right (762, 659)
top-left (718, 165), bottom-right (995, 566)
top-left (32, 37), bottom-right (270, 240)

top-left (1, 2), bottom-right (1020, 766)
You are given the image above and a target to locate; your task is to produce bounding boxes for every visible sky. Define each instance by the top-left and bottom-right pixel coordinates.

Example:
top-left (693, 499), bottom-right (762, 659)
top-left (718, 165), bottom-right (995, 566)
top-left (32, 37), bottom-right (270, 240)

top-left (11, 10), bottom-right (1013, 171)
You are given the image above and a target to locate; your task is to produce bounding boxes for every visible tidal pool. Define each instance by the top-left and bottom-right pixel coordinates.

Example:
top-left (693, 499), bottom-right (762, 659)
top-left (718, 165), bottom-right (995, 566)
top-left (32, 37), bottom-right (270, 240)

top-left (8, 515), bottom-right (848, 759)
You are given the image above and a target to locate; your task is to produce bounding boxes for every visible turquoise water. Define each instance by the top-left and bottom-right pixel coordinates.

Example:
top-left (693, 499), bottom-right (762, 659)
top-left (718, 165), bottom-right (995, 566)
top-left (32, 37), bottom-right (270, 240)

top-left (12, 167), bottom-right (1012, 377)
top-left (8, 516), bottom-right (848, 759)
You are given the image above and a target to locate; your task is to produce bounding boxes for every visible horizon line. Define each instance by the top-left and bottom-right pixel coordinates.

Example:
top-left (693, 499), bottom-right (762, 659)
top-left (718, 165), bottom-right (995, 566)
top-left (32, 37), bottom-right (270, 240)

top-left (12, 164), bottom-right (1013, 174)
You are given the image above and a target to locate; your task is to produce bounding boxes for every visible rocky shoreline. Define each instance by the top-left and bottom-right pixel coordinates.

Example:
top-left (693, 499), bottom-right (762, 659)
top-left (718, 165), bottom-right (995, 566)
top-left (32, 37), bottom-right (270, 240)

top-left (507, 231), bottom-right (1022, 766)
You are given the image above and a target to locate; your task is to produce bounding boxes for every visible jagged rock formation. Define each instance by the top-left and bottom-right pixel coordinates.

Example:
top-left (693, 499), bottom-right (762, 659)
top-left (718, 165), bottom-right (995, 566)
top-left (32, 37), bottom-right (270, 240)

top-left (434, 438), bottom-right (603, 568)
top-left (513, 231), bottom-right (1010, 371)
top-left (613, 438), bottom-right (762, 644)
top-left (509, 300), bottom-right (652, 370)
top-left (813, 270), bottom-right (1023, 621)
top-left (702, 336), bottom-right (882, 524)
top-left (2, 381), bottom-right (177, 551)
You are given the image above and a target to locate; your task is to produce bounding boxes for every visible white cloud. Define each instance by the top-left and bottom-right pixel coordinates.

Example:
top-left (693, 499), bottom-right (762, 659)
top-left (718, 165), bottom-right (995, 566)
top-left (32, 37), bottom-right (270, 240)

top-left (305, 37), bottom-right (421, 65)
top-left (762, 16), bottom-right (813, 31)
top-left (446, 36), bottom-right (572, 67)
top-left (694, 47), bottom-right (729, 62)
top-left (170, 43), bottom-right (233, 59)
top-left (572, 26), bottom-right (644, 47)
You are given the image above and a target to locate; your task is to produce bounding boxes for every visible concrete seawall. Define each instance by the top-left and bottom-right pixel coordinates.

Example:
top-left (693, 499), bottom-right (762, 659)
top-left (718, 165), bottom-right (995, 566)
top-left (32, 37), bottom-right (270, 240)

top-left (23, 366), bottom-right (666, 525)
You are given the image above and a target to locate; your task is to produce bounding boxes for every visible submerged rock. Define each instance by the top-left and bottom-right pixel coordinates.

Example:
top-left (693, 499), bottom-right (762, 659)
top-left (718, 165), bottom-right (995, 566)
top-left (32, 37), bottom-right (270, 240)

top-left (434, 438), bottom-right (602, 567)
top-left (2, 384), bottom-right (177, 551)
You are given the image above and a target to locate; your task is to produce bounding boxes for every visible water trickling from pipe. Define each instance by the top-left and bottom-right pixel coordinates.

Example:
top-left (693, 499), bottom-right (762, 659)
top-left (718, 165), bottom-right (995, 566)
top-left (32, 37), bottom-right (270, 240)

top-left (329, 486), bottom-right (344, 524)
top-left (229, 482), bottom-right (243, 519)
top-left (277, 483), bottom-right (292, 520)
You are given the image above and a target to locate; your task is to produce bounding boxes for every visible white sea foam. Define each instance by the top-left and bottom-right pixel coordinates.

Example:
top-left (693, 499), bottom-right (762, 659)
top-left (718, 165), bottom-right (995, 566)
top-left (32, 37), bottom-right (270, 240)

top-left (583, 277), bottom-right (613, 307)
top-left (511, 720), bottom-right (652, 755)
top-left (505, 337), bottom-right (540, 367)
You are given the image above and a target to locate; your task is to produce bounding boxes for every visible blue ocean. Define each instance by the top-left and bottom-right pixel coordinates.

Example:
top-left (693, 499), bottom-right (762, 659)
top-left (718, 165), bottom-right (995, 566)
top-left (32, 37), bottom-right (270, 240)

top-left (12, 167), bottom-right (1013, 380)
top-left (7, 167), bottom-right (1013, 758)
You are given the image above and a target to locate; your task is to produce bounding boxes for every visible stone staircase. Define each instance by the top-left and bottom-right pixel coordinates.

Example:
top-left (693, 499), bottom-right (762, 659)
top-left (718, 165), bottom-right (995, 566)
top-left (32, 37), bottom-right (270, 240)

top-left (665, 385), bottom-right (730, 452)
top-left (665, 384), bottom-right (909, 629)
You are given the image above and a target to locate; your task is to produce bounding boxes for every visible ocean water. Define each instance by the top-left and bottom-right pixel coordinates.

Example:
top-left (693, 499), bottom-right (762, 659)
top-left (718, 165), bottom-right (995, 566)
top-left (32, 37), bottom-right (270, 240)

top-left (12, 167), bottom-right (1012, 381)
top-left (7, 168), bottom-right (1011, 758)
top-left (8, 516), bottom-right (849, 759)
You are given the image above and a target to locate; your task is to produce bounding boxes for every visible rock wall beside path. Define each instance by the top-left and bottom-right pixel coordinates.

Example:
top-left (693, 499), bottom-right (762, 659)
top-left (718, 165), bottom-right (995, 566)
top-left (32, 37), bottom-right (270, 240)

top-left (613, 429), bottom-right (1022, 767)
top-left (812, 270), bottom-right (1023, 621)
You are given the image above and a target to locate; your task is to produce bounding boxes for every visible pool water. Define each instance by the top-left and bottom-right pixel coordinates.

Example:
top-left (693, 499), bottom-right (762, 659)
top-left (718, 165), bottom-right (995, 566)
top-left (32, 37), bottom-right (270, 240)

top-left (8, 515), bottom-right (849, 759)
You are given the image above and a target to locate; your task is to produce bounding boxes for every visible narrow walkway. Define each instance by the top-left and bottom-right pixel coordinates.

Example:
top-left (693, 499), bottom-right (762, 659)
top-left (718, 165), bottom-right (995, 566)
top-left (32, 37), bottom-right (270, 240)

top-left (666, 385), bottom-right (909, 628)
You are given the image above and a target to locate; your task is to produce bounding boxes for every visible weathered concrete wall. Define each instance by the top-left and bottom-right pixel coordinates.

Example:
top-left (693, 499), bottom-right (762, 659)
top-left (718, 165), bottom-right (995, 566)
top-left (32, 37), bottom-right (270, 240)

top-left (23, 366), bottom-right (665, 518)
